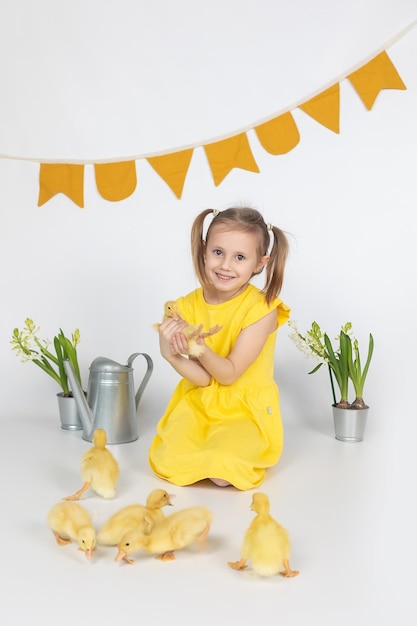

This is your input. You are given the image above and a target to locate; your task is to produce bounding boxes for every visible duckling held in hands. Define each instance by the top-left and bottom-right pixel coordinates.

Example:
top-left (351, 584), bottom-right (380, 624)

top-left (47, 501), bottom-right (96, 561)
top-left (115, 506), bottom-right (213, 565)
top-left (153, 300), bottom-right (222, 357)
top-left (63, 428), bottom-right (120, 501)
top-left (97, 489), bottom-right (174, 546)
top-left (228, 492), bottom-right (299, 578)
top-left (153, 301), bottom-right (181, 324)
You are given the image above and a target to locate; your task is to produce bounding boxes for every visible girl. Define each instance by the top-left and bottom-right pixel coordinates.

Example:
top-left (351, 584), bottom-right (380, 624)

top-left (148, 207), bottom-right (290, 490)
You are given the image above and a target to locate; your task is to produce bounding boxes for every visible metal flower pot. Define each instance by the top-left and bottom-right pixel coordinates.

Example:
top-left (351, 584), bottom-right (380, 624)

top-left (57, 392), bottom-right (83, 430)
top-left (332, 405), bottom-right (369, 442)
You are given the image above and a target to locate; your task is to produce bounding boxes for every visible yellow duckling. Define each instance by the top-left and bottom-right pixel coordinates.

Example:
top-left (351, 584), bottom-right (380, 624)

top-left (63, 428), bottom-right (120, 501)
top-left (97, 489), bottom-right (174, 546)
top-left (228, 492), bottom-right (299, 578)
top-left (47, 501), bottom-right (96, 561)
top-left (115, 506), bottom-right (213, 564)
top-left (153, 300), bottom-right (222, 357)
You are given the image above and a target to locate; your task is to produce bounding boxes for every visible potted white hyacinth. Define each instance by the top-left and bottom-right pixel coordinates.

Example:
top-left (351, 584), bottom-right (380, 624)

top-left (11, 318), bottom-right (84, 429)
top-left (288, 320), bottom-right (374, 441)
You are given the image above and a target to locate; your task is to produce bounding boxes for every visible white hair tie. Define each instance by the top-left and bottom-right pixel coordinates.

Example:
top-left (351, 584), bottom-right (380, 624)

top-left (266, 222), bottom-right (274, 254)
top-left (203, 209), bottom-right (220, 241)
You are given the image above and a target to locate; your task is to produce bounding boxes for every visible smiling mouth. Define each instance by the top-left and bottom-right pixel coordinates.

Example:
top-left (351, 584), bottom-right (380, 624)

top-left (215, 272), bottom-right (234, 281)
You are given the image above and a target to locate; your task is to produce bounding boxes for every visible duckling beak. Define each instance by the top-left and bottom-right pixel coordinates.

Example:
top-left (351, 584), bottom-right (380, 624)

top-left (168, 494), bottom-right (176, 505)
top-left (85, 549), bottom-right (94, 561)
top-left (115, 551), bottom-right (135, 565)
top-left (115, 550), bottom-right (126, 563)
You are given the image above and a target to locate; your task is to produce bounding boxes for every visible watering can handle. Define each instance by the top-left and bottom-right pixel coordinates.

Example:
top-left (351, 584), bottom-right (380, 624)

top-left (127, 352), bottom-right (154, 408)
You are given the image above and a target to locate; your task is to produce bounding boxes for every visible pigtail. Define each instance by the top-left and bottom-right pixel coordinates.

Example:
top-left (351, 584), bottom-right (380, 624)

top-left (191, 208), bottom-right (214, 286)
top-left (263, 226), bottom-right (289, 305)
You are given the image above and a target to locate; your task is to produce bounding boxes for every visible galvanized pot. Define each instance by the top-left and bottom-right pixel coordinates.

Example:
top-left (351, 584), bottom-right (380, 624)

top-left (332, 405), bottom-right (369, 442)
top-left (57, 392), bottom-right (83, 431)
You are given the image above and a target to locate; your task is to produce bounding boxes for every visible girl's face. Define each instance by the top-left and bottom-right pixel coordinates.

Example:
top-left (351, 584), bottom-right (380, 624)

top-left (204, 227), bottom-right (268, 302)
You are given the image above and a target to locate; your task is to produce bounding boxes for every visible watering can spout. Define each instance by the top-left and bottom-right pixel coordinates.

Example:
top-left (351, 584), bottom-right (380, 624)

top-left (63, 360), bottom-right (93, 437)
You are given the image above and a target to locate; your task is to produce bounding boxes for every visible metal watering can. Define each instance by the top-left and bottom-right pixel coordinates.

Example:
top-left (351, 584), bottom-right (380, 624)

top-left (64, 352), bottom-right (153, 444)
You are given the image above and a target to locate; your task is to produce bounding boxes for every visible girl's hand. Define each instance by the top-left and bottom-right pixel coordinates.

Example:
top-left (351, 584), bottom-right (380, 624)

top-left (170, 328), bottom-right (191, 356)
top-left (159, 317), bottom-right (188, 360)
top-left (157, 317), bottom-right (212, 387)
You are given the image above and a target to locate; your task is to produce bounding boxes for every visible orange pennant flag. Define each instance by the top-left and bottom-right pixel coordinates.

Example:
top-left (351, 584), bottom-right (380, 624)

top-left (204, 133), bottom-right (259, 186)
top-left (38, 163), bottom-right (84, 207)
top-left (94, 161), bottom-right (137, 202)
top-left (299, 83), bottom-right (340, 133)
top-left (254, 112), bottom-right (300, 154)
top-left (147, 148), bottom-right (193, 198)
top-left (347, 51), bottom-right (406, 111)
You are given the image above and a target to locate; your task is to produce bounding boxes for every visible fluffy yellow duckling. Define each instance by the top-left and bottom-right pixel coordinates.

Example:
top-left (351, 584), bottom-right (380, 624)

top-left (63, 428), bottom-right (120, 501)
top-left (228, 492), bottom-right (299, 578)
top-left (153, 300), bottom-right (222, 357)
top-left (115, 506), bottom-right (213, 564)
top-left (97, 489), bottom-right (174, 546)
top-left (47, 501), bottom-right (96, 561)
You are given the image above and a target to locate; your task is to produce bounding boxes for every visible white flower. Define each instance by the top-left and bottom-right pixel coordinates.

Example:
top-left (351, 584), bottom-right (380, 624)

top-left (10, 318), bottom-right (82, 394)
top-left (288, 319), bottom-right (328, 364)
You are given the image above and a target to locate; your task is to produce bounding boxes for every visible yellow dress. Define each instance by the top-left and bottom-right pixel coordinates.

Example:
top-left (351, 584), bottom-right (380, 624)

top-left (148, 284), bottom-right (290, 490)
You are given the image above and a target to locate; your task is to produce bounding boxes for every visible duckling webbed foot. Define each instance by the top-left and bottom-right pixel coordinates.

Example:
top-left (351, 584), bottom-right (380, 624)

top-left (157, 551), bottom-right (176, 561)
top-left (279, 559), bottom-right (299, 578)
top-left (228, 558), bottom-right (247, 571)
top-left (52, 531), bottom-right (71, 546)
top-left (197, 523), bottom-right (211, 549)
top-left (198, 325), bottom-right (223, 339)
top-left (62, 482), bottom-right (91, 501)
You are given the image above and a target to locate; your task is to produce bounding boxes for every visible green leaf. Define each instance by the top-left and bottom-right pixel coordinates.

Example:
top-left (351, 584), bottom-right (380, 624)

top-left (324, 332), bottom-right (349, 402)
top-left (53, 336), bottom-right (68, 394)
top-left (57, 332), bottom-right (82, 387)
top-left (361, 333), bottom-right (374, 386)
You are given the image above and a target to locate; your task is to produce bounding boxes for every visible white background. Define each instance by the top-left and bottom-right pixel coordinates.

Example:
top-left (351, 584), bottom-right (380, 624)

top-left (0, 2), bottom-right (416, 624)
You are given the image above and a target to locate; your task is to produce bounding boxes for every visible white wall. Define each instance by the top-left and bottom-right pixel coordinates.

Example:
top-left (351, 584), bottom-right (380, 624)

top-left (1, 1), bottom-right (416, 442)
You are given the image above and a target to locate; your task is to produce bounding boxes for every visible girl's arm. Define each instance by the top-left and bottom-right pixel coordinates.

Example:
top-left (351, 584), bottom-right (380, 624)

top-left (158, 317), bottom-right (212, 386)
top-left (171, 309), bottom-right (278, 386)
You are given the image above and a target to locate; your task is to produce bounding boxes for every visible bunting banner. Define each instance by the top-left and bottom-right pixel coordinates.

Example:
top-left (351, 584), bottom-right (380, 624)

top-left (147, 149), bottom-right (194, 199)
top-left (0, 47), bottom-right (409, 207)
top-left (38, 164), bottom-right (85, 208)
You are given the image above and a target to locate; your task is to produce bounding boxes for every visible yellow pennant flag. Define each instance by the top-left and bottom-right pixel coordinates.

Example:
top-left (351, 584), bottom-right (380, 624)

top-left (347, 51), bottom-right (406, 110)
top-left (299, 83), bottom-right (340, 133)
top-left (38, 163), bottom-right (84, 207)
top-left (254, 112), bottom-right (300, 154)
top-left (94, 161), bottom-right (137, 202)
top-left (147, 148), bottom-right (193, 198)
top-left (204, 133), bottom-right (259, 186)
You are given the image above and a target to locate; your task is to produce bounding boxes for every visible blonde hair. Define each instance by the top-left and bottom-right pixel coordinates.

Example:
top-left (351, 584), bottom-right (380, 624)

top-left (190, 207), bottom-right (289, 305)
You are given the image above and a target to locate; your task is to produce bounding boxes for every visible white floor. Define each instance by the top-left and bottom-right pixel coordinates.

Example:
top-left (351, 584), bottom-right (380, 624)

top-left (1, 401), bottom-right (414, 626)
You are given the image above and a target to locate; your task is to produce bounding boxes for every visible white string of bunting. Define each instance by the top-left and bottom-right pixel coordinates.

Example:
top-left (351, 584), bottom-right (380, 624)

top-left (0, 18), bottom-right (416, 207)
